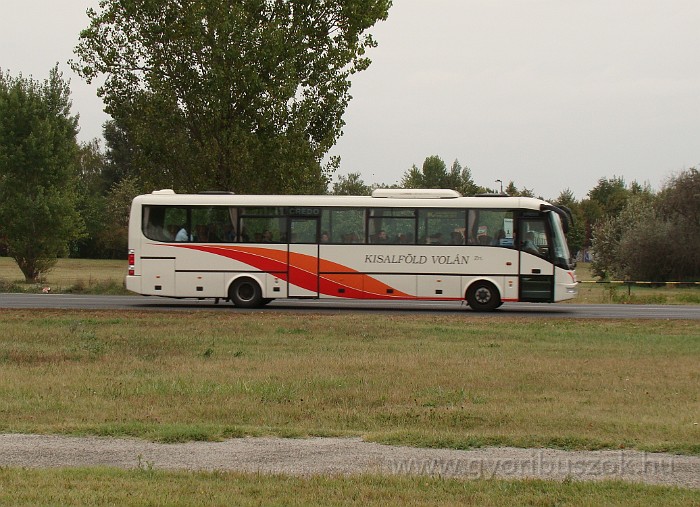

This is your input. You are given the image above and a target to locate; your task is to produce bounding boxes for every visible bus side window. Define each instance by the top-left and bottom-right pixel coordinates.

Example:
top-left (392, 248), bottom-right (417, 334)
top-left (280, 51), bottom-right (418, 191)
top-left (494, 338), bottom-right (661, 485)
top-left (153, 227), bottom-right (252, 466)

top-left (323, 208), bottom-right (365, 244)
top-left (519, 219), bottom-right (548, 256)
top-left (471, 210), bottom-right (514, 247)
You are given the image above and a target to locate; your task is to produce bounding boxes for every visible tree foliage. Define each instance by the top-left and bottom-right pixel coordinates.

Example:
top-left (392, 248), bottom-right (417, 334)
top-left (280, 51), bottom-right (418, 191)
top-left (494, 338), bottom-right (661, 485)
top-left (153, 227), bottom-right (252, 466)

top-left (591, 169), bottom-right (699, 281)
top-left (654, 168), bottom-right (700, 280)
top-left (503, 181), bottom-right (536, 198)
top-left (401, 156), bottom-right (480, 195)
top-left (332, 172), bottom-right (371, 195)
top-left (587, 176), bottom-right (630, 217)
top-left (72, 139), bottom-right (109, 258)
top-left (591, 194), bottom-right (654, 280)
top-left (0, 66), bottom-right (84, 281)
top-left (72, 0), bottom-right (391, 194)
top-left (72, 139), bottom-right (140, 259)
top-left (553, 188), bottom-right (585, 256)
top-left (103, 176), bottom-right (142, 257)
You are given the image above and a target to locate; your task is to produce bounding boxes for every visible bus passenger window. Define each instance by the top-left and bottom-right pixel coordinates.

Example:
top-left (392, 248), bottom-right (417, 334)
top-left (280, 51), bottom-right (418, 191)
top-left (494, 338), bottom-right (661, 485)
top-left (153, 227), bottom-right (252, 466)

top-left (322, 208), bottom-right (365, 244)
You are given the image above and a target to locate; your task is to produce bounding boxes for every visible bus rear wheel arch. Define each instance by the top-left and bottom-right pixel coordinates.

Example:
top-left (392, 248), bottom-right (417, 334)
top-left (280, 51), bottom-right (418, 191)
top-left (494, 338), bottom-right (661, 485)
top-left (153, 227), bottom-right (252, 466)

top-left (466, 280), bottom-right (501, 312)
top-left (229, 277), bottom-right (264, 308)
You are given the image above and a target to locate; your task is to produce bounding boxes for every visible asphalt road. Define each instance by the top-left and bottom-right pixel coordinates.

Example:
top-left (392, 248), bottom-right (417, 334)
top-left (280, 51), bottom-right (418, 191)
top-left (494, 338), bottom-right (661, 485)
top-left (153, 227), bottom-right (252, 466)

top-left (1, 293), bottom-right (699, 319)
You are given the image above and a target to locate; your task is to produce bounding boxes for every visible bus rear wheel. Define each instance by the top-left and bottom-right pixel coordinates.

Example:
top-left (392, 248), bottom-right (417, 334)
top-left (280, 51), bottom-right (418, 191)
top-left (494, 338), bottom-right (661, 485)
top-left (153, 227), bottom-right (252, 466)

top-left (466, 281), bottom-right (501, 312)
top-left (229, 278), bottom-right (263, 308)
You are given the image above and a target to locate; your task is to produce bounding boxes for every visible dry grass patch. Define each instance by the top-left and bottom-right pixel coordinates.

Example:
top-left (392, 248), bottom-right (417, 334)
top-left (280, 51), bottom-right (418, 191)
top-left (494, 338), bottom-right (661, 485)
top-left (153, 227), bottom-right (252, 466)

top-left (0, 257), bottom-right (127, 293)
top-left (572, 262), bottom-right (700, 305)
top-left (0, 310), bottom-right (697, 453)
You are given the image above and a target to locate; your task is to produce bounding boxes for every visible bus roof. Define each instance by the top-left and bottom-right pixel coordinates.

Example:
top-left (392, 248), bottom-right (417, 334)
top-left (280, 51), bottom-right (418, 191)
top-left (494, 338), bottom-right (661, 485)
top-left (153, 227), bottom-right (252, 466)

top-left (131, 190), bottom-right (550, 211)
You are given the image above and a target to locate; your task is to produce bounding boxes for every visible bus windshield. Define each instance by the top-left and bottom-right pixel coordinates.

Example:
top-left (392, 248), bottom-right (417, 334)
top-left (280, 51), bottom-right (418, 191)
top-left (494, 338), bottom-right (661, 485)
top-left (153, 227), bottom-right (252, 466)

top-left (548, 212), bottom-right (572, 269)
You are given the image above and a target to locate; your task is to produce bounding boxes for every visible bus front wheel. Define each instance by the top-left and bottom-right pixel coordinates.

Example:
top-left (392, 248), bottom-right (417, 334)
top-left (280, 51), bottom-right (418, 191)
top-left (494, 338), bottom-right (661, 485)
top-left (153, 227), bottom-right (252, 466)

top-left (466, 281), bottom-right (501, 312)
top-left (229, 278), bottom-right (263, 308)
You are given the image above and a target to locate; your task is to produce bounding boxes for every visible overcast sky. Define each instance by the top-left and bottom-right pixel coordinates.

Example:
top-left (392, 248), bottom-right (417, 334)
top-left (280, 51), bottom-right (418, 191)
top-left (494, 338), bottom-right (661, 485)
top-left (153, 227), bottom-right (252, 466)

top-left (1, 1), bottom-right (698, 199)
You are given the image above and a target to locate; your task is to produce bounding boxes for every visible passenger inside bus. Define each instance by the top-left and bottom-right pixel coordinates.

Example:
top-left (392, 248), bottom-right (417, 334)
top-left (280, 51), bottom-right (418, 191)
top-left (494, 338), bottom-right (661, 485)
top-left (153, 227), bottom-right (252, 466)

top-left (493, 229), bottom-right (505, 245)
top-left (194, 225), bottom-right (209, 242)
top-left (372, 230), bottom-right (389, 243)
top-left (223, 224), bottom-right (236, 242)
top-left (175, 226), bottom-right (189, 241)
top-left (342, 232), bottom-right (360, 243)
top-left (521, 231), bottom-right (539, 255)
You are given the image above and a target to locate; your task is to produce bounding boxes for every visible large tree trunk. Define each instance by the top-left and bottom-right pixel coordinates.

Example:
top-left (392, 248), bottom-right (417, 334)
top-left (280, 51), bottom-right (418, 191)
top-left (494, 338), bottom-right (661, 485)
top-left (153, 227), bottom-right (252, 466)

top-left (14, 256), bottom-right (54, 283)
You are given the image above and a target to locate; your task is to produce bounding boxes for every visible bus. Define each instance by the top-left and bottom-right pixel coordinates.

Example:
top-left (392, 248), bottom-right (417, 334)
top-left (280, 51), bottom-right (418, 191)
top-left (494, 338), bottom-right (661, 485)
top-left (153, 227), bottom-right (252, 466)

top-left (126, 188), bottom-right (577, 311)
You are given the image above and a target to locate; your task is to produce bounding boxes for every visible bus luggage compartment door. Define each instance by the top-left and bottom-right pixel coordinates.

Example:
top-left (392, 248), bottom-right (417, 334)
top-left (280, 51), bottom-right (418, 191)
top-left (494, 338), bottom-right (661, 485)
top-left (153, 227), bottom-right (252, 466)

top-left (141, 258), bottom-right (176, 295)
top-left (287, 244), bottom-right (319, 297)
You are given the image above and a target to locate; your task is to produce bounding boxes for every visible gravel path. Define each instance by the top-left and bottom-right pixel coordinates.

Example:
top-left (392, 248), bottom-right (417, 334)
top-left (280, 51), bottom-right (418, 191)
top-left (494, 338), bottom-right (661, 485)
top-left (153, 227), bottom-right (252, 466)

top-left (0, 434), bottom-right (697, 489)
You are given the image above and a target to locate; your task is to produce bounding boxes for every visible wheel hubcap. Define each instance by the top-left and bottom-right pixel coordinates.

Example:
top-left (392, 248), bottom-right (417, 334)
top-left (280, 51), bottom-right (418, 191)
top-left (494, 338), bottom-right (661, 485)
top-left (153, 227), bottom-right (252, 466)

top-left (238, 284), bottom-right (254, 301)
top-left (475, 288), bottom-right (491, 304)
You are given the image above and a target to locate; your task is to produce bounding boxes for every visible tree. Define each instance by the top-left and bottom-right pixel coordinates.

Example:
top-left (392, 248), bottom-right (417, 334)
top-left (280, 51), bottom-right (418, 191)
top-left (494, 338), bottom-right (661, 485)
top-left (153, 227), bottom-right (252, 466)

top-left (449, 160), bottom-right (480, 196)
top-left (553, 188), bottom-right (584, 257)
top-left (401, 156), bottom-right (481, 194)
top-left (72, 0), bottom-right (392, 194)
top-left (0, 66), bottom-right (84, 282)
top-left (400, 164), bottom-right (424, 188)
top-left (71, 138), bottom-right (140, 259)
top-left (72, 139), bottom-right (110, 258)
top-left (579, 176), bottom-right (633, 251)
top-left (503, 181), bottom-right (536, 198)
top-left (654, 168), bottom-right (700, 280)
top-left (332, 172), bottom-right (371, 195)
top-left (657, 168), bottom-right (699, 226)
top-left (587, 176), bottom-right (630, 217)
top-left (590, 194), bottom-right (653, 280)
top-left (102, 119), bottom-right (136, 188)
top-left (591, 169), bottom-right (698, 281)
top-left (504, 181), bottom-right (518, 196)
top-left (101, 176), bottom-right (141, 258)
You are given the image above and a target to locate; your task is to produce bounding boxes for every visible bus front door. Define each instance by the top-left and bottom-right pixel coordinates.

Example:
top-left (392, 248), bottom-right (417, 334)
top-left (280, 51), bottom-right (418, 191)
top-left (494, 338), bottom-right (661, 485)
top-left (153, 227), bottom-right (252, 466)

top-left (518, 218), bottom-right (554, 302)
top-left (288, 217), bottom-right (320, 297)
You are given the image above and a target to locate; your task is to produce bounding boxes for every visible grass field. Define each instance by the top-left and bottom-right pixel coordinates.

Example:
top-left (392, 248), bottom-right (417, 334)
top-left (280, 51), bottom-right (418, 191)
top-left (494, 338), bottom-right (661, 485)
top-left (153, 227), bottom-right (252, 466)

top-left (1, 310), bottom-right (697, 454)
top-left (1, 258), bottom-right (699, 503)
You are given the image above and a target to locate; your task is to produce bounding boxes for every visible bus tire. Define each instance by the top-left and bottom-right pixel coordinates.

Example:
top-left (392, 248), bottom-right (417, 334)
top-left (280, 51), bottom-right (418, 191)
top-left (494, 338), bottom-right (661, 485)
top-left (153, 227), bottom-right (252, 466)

top-left (466, 281), bottom-right (500, 312)
top-left (229, 278), bottom-right (263, 308)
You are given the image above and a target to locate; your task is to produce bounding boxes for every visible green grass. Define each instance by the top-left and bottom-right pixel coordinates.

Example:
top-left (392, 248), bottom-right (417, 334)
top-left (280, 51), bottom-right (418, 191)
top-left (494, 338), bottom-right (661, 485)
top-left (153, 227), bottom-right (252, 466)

top-left (0, 468), bottom-right (698, 506)
top-left (572, 263), bottom-right (700, 305)
top-left (0, 257), bottom-right (128, 294)
top-left (1, 307), bottom-right (698, 501)
top-left (1, 310), bottom-right (697, 454)
top-left (1, 261), bottom-right (698, 503)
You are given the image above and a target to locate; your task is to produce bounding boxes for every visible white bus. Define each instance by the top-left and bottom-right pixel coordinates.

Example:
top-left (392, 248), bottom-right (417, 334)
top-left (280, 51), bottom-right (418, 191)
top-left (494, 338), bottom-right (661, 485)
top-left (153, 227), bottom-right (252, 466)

top-left (126, 189), bottom-right (577, 311)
